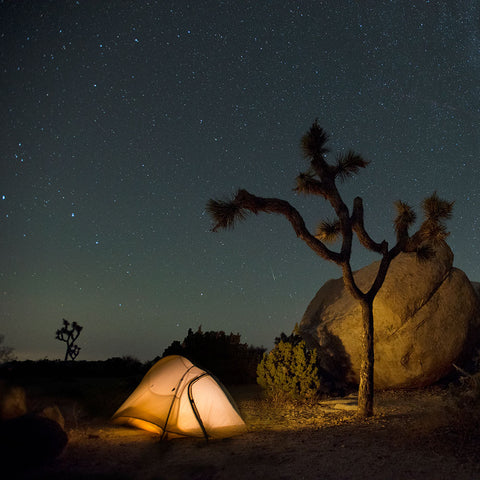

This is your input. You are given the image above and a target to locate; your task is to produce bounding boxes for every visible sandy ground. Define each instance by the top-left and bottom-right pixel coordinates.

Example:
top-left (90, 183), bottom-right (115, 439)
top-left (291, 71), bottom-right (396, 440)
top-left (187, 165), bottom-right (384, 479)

top-left (11, 385), bottom-right (480, 480)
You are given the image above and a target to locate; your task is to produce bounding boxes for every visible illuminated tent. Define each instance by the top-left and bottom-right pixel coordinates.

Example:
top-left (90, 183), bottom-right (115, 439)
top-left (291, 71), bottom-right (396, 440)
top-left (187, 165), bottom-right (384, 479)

top-left (111, 355), bottom-right (246, 440)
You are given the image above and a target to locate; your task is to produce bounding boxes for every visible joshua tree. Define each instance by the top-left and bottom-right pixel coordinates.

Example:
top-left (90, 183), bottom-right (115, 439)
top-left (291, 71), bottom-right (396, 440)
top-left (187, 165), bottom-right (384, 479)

top-left (55, 319), bottom-right (83, 361)
top-left (207, 120), bottom-right (453, 417)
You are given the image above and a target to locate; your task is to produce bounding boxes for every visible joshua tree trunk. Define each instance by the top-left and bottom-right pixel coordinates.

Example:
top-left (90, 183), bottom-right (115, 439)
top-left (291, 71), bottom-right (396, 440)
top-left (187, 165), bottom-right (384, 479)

top-left (358, 299), bottom-right (374, 417)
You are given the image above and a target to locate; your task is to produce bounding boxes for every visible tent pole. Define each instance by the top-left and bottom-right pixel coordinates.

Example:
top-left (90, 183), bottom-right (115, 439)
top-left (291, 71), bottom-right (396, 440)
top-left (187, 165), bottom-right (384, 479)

top-left (188, 374), bottom-right (209, 442)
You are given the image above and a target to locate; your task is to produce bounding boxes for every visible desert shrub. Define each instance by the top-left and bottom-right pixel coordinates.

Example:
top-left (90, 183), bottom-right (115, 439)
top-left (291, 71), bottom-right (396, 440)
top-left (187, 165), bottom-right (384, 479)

top-left (257, 335), bottom-right (321, 403)
top-left (161, 327), bottom-right (265, 384)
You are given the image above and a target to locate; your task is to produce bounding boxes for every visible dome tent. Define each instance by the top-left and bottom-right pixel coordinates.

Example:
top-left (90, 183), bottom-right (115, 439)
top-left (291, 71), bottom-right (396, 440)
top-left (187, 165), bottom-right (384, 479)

top-left (112, 355), bottom-right (246, 440)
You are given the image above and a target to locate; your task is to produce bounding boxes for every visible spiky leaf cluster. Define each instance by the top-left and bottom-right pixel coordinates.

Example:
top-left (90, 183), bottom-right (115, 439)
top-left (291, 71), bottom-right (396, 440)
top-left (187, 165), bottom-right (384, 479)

top-left (300, 120), bottom-right (330, 159)
top-left (394, 200), bottom-right (416, 235)
top-left (333, 150), bottom-right (370, 182)
top-left (420, 219), bottom-right (450, 242)
top-left (392, 193), bottom-right (453, 263)
top-left (315, 219), bottom-right (341, 243)
top-left (206, 198), bottom-right (246, 230)
top-left (422, 191), bottom-right (454, 222)
top-left (414, 192), bottom-right (454, 245)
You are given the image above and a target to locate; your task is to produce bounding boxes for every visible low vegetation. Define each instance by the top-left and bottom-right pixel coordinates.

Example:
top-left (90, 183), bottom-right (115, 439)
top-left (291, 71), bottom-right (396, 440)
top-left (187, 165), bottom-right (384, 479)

top-left (257, 330), bottom-right (322, 403)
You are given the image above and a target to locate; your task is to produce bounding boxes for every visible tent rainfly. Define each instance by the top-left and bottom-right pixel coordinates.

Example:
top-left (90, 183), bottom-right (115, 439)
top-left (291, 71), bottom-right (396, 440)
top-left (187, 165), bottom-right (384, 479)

top-left (111, 355), bottom-right (246, 440)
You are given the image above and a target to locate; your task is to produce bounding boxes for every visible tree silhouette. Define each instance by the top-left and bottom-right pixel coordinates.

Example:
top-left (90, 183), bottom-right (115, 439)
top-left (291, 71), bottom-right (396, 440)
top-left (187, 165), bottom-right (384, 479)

top-left (0, 334), bottom-right (15, 363)
top-left (207, 119), bottom-right (453, 417)
top-left (55, 319), bottom-right (83, 361)
top-left (162, 326), bottom-right (265, 384)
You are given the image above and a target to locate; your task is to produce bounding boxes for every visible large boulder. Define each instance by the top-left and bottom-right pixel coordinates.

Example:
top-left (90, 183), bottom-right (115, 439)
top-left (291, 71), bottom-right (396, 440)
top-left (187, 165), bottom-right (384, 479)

top-left (300, 241), bottom-right (480, 389)
top-left (0, 414), bottom-right (68, 469)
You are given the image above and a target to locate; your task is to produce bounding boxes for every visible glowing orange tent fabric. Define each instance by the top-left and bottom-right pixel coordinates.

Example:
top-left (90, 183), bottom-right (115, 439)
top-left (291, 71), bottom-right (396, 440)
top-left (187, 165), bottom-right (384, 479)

top-left (112, 355), bottom-right (246, 439)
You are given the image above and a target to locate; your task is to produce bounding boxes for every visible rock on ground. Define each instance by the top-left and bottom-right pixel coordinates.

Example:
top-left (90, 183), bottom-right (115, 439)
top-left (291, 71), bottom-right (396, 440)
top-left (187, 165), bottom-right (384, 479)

top-left (0, 414), bottom-right (68, 469)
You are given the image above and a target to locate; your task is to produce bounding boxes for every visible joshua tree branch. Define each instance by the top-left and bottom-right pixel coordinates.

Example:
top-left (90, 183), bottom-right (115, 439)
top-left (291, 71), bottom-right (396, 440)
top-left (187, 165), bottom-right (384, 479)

top-left (221, 189), bottom-right (343, 264)
top-left (351, 197), bottom-right (387, 254)
top-left (341, 262), bottom-right (365, 300)
top-left (366, 254), bottom-right (395, 301)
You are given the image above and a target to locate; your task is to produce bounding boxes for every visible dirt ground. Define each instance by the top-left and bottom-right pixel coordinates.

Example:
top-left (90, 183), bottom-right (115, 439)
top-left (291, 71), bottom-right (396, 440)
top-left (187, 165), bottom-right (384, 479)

top-left (10, 385), bottom-right (480, 480)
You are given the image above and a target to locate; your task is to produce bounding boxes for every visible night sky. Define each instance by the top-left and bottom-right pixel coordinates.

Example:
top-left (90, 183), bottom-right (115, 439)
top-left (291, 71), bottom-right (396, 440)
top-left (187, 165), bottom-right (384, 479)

top-left (1, 1), bottom-right (479, 361)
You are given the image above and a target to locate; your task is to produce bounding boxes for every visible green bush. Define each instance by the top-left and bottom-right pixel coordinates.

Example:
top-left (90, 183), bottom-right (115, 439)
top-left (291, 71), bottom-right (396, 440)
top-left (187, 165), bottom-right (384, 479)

top-left (256, 337), bottom-right (321, 402)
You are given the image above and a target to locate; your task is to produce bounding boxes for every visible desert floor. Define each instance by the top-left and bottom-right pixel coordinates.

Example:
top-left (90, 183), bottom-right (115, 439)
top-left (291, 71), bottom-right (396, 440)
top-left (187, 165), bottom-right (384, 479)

top-left (9, 383), bottom-right (480, 480)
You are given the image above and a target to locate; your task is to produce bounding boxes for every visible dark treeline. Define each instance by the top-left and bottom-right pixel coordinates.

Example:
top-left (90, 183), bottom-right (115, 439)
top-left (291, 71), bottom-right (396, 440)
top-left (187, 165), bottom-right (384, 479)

top-left (161, 327), bottom-right (266, 384)
top-left (0, 328), bottom-right (266, 385)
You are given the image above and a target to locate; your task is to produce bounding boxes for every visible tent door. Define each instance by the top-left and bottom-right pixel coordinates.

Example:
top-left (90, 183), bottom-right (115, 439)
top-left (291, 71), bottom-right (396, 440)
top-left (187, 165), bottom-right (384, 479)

top-left (160, 365), bottom-right (196, 441)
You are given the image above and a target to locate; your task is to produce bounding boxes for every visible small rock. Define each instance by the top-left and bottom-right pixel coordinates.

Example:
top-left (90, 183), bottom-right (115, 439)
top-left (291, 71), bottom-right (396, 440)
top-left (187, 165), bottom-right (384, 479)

top-left (41, 405), bottom-right (65, 430)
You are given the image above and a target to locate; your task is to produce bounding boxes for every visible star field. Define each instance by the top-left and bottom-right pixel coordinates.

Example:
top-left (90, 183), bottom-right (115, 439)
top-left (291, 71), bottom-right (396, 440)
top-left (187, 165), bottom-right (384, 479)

top-left (1, 1), bottom-right (479, 360)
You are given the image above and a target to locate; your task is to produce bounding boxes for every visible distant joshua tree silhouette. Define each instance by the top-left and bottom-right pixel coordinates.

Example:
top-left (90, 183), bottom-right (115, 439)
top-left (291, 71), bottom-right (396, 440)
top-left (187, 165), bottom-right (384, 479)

top-left (207, 119), bottom-right (453, 417)
top-left (55, 319), bottom-right (83, 361)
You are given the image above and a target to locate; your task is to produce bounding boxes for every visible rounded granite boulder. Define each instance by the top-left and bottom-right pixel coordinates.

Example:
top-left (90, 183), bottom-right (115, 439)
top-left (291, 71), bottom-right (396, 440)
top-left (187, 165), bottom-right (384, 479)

top-left (300, 241), bottom-right (480, 389)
